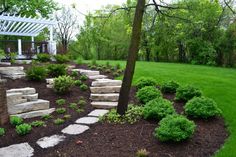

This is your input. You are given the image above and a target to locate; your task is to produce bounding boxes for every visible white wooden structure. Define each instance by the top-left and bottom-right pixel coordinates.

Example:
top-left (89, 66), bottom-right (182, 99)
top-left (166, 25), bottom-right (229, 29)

top-left (0, 14), bottom-right (57, 57)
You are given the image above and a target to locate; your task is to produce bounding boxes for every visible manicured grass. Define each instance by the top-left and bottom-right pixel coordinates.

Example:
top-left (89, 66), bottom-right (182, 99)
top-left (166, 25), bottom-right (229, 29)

top-left (85, 60), bottom-right (236, 157)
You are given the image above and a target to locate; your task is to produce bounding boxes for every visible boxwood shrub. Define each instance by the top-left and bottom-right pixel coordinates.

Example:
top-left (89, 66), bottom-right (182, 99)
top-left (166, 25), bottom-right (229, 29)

top-left (143, 98), bottom-right (175, 120)
top-left (53, 75), bottom-right (74, 94)
top-left (26, 66), bottom-right (47, 81)
top-left (184, 97), bottom-right (222, 118)
top-left (135, 77), bottom-right (157, 90)
top-left (175, 85), bottom-right (202, 101)
top-left (47, 64), bottom-right (66, 77)
top-left (154, 115), bottom-right (196, 142)
top-left (161, 80), bottom-right (179, 93)
top-left (136, 86), bottom-right (162, 104)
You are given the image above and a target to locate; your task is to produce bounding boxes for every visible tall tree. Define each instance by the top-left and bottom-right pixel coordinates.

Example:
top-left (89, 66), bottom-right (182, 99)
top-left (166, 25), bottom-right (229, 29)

top-left (117, 0), bottom-right (146, 115)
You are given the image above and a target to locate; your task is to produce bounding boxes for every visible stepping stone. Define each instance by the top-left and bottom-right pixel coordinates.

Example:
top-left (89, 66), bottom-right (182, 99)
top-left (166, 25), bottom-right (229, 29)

top-left (61, 124), bottom-right (89, 135)
top-left (90, 93), bottom-right (119, 102)
top-left (46, 84), bottom-right (53, 88)
top-left (46, 78), bottom-right (54, 84)
top-left (75, 117), bottom-right (99, 125)
top-left (92, 80), bottom-right (122, 87)
top-left (81, 70), bottom-right (100, 76)
top-left (88, 75), bottom-right (107, 80)
top-left (90, 86), bottom-right (121, 94)
top-left (22, 93), bottom-right (38, 101)
top-left (88, 109), bottom-right (109, 117)
top-left (0, 142), bottom-right (34, 157)
top-left (91, 101), bottom-right (118, 109)
top-left (12, 108), bottom-right (55, 119)
top-left (8, 99), bottom-right (50, 114)
top-left (36, 135), bottom-right (66, 149)
top-left (7, 87), bottom-right (36, 95)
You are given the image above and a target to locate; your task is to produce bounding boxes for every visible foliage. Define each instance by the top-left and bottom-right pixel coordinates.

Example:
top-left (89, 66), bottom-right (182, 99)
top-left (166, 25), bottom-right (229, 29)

top-left (53, 75), bottom-right (74, 94)
top-left (41, 114), bottom-right (53, 120)
top-left (47, 64), bottom-right (67, 77)
top-left (154, 115), bottom-right (196, 142)
top-left (10, 116), bottom-right (23, 126)
top-left (54, 54), bottom-right (70, 64)
top-left (26, 66), bottom-right (47, 81)
top-left (136, 86), bottom-right (162, 104)
top-left (36, 53), bottom-right (51, 62)
top-left (63, 114), bottom-right (72, 119)
top-left (175, 85), bottom-right (202, 101)
top-left (80, 75), bottom-right (88, 81)
top-left (71, 71), bottom-right (79, 77)
top-left (136, 149), bottom-right (149, 157)
top-left (143, 98), bottom-right (175, 120)
top-left (56, 99), bottom-right (66, 106)
top-left (54, 118), bottom-right (65, 125)
top-left (76, 109), bottom-right (85, 113)
top-left (56, 108), bottom-right (66, 114)
top-left (136, 77), bottom-right (157, 89)
top-left (184, 97), bottom-right (222, 118)
top-left (74, 80), bottom-right (82, 86)
top-left (161, 80), bottom-right (179, 93)
top-left (78, 100), bottom-right (86, 107)
top-left (80, 84), bottom-right (88, 91)
top-left (75, 57), bottom-right (83, 65)
top-left (16, 123), bottom-right (32, 136)
top-left (101, 105), bottom-right (143, 124)
top-left (69, 103), bottom-right (78, 110)
top-left (0, 49), bottom-right (5, 59)
top-left (0, 128), bottom-right (5, 136)
top-left (31, 120), bottom-right (45, 127)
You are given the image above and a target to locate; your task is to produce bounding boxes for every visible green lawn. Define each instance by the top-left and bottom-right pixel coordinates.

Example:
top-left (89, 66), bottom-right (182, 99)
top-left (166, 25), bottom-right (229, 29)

top-left (85, 60), bottom-right (236, 157)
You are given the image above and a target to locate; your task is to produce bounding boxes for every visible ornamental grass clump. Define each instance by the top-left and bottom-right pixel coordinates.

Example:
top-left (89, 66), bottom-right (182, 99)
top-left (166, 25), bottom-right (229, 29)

top-left (184, 97), bottom-right (222, 119)
top-left (136, 86), bottom-right (162, 104)
top-left (175, 85), bottom-right (202, 101)
top-left (143, 98), bottom-right (175, 120)
top-left (155, 115), bottom-right (196, 142)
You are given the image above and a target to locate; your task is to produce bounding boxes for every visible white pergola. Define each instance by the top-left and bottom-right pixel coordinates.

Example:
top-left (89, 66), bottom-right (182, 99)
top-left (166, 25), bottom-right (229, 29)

top-left (0, 14), bottom-right (57, 57)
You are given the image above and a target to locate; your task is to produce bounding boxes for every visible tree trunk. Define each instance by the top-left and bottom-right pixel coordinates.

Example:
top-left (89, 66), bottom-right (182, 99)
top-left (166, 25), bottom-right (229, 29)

top-left (117, 0), bottom-right (145, 115)
top-left (178, 40), bottom-right (185, 62)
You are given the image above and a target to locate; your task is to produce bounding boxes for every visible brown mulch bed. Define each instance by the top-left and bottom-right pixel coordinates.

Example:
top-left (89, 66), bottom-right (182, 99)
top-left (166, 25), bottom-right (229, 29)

top-left (0, 63), bottom-right (228, 157)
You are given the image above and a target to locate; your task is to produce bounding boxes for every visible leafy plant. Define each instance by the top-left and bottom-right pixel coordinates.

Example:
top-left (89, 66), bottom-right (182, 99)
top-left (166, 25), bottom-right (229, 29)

top-left (161, 80), bottom-right (179, 93)
top-left (136, 86), bottom-right (162, 104)
top-left (78, 99), bottom-right (86, 107)
top-left (54, 54), bottom-right (70, 63)
top-left (136, 77), bottom-right (157, 90)
top-left (64, 114), bottom-right (72, 119)
top-left (36, 53), bottom-right (51, 62)
top-left (175, 85), bottom-right (202, 101)
top-left (106, 61), bottom-right (110, 68)
top-left (56, 99), bottom-right (66, 106)
top-left (56, 108), bottom-right (66, 114)
top-left (115, 63), bottom-right (121, 70)
top-left (31, 120), bottom-right (45, 127)
top-left (69, 103), bottom-right (78, 110)
top-left (16, 123), bottom-right (32, 136)
top-left (76, 57), bottom-right (83, 65)
top-left (53, 75), bottom-right (74, 94)
top-left (26, 66), bottom-right (47, 81)
top-left (113, 72), bottom-right (120, 77)
top-left (76, 109), bottom-right (84, 113)
top-left (80, 84), bottom-right (88, 91)
top-left (47, 64), bottom-right (67, 77)
top-left (91, 59), bottom-right (97, 65)
top-left (136, 149), bottom-right (149, 157)
top-left (41, 114), bottom-right (53, 120)
top-left (71, 71), bottom-right (79, 77)
top-left (74, 80), bottom-right (82, 86)
top-left (0, 128), bottom-right (5, 136)
top-left (143, 98), bottom-right (175, 120)
top-left (154, 115), bottom-right (196, 142)
top-left (101, 105), bottom-right (143, 124)
top-left (10, 116), bottom-right (23, 126)
top-left (105, 69), bottom-right (111, 73)
top-left (80, 75), bottom-right (88, 81)
top-left (54, 118), bottom-right (65, 125)
top-left (184, 97), bottom-right (222, 118)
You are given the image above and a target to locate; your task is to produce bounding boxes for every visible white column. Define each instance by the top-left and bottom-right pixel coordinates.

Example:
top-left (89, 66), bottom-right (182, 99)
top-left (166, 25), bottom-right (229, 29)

top-left (50, 25), bottom-right (53, 41)
top-left (31, 36), bottom-right (35, 50)
top-left (18, 39), bottom-right (22, 56)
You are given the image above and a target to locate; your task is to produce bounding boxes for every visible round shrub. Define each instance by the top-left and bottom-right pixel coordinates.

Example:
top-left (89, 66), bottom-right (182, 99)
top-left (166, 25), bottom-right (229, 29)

top-left (54, 54), bottom-right (70, 64)
top-left (136, 77), bottom-right (157, 90)
top-left (154, 115), bottom-right (196, 142)
top-left (184, 97), bottom-right (222, 118)
top-left (80, 84), bottom-right (88, 91)
top-left (47, 64), bottom-right (66, 77)
top-left (161, 80), bottom-right (179, 93)
top-left (16, 123), bottom-right (32, 136)
top-left (71, 71), bottom-right (79, 77)
top-left (10, 116), bottom-right (23, 126)
top-left (53, 75), bottom-right (74, 94)
top-left (80, 75), bottom-right (88, 81)
top-left (136, 86), bottom-right (162, 104)
top-left (74, 80), bottom-right (82, 86)
top-left (26, 66), bottom-right (47, 81)
top-left (0, 128), bottom-right (5, 136)
top-left (175, 85), bottom-right (202, 101)
top-left (36, 53), bottom-right (51, 62)
top-left (143, 98), bottom-right (175, 120)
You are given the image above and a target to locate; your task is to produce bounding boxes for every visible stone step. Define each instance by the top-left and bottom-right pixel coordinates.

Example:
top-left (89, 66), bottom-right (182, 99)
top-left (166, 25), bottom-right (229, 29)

top-left (61, 124), bottom-right (89, 135)
top-left (90, 93), bottom-right (119, 102)
top-left (12, 108), bottom-right (55, 119)
top-left (7, 92), bottom-right (28, 106)
top-left (91, 101), bottom-right (118, 109)
top-left (22, 93), bottom-right (38, 101)
top-left (46, 78), bottom-right (54, 84)
top-left (95, 79), bottom-right (112, 81)
top-left (75, 117), bottom-right (99, 125)
top-left (8, 99), bottom-right (50, 114)
top-left (36, 135), bottom-right (66, 149)
top-left (90, 86), bottom-right (121, 94)
top-left (0, 66), bottom-right (24, 71)
top-left (81, 70), bottom-right (100, 76)
top-left (91, 80), bottom-right (122, 87)
top-left (88, 109), bottom-right (109, 117)
top-left (0, 142), bottom-right (34, 157)
top-left (7, 87), bottom-right (36, 95)
top-left (88, 75), bottom-right (107, 80)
